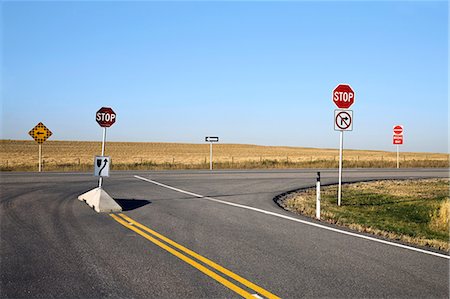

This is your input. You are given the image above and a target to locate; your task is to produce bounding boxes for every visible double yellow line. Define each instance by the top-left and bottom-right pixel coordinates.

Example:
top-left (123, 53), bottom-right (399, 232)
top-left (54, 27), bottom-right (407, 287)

top-left (110, 213), bottom-right (280, 299)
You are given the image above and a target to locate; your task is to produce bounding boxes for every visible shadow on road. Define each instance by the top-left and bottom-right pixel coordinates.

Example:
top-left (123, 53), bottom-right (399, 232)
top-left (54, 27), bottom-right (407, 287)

top-left (115, 199), bottom-right (151, 211)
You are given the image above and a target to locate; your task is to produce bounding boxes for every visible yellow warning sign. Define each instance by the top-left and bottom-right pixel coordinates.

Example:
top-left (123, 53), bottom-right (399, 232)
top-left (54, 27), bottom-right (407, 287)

top-left (28, 122), bottom-right (52, 144)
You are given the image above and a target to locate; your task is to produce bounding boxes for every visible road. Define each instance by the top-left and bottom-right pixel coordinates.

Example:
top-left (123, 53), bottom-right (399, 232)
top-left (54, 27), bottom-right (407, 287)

top-left (1, 169), bottom-right (449, 298)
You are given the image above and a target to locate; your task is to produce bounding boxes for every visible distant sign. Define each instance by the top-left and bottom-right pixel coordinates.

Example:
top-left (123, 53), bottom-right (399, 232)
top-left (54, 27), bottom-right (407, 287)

top-left (333, 84), bottom-right (355, 109)
top-left (393, 125), bottom-right (404, 145)
top-left (28, 122), bottom-right (52, 144)
top-left (334, 110), bottom-right (353, 131)
top-left (94, 156), bottom-right (110, 177)
top-left (393, 135), bottom-right (403, 145)
top-left (96, 107), bottom-right (116, 128)
top-left (205, 136), bottom-right (219, 142)
top-left (393, 125), bottom-right (403, 135)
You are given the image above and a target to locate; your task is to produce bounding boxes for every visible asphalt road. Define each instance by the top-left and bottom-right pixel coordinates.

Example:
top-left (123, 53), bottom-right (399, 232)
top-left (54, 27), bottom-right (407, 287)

top-left (1, 168), bottom-right (449, 298)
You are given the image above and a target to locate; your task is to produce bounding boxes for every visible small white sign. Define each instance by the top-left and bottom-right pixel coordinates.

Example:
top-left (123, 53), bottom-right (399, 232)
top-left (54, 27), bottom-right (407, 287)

top-left (334, 110), bottom-right (353, 131)
top-left (94, 156), bottom-right (110, 177)
top-left (205, 136), bottom-right (219, 142)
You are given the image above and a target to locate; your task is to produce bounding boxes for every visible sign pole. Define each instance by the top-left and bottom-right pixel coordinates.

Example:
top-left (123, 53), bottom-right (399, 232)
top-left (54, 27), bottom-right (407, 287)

top-left (338, 131), bottom-right (343, 206)
top-left (99, 127), bottom-right (107, 188)
top-left (397, 144), bottom-right (399, 169)
top-left (210, 142), bottom-right (213, 171)
top-left (39, 144), bottom-right (42, 172)
top-left (101, 127), bottom-right (107, 156)
top-left (332, 84), bottom-right (354, 207)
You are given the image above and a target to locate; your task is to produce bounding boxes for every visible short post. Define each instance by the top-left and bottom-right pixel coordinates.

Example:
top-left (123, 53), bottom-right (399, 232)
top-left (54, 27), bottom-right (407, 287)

top-left (316, 172), bottom-right (321, 220)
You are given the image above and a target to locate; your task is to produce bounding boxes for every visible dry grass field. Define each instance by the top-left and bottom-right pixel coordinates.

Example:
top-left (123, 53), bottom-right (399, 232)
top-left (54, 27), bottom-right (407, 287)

top-left (1, 140), bottom-right (448, 171)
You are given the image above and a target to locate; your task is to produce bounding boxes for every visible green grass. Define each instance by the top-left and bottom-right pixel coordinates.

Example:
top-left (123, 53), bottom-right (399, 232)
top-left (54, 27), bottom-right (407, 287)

top-left (282, 179), bottom-right (450, 251)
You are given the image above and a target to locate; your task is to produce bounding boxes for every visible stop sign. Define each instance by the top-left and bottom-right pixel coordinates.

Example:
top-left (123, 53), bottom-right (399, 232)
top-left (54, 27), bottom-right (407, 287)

top-left (96, 107), bottom-right (116, 127)
top-left (333, 84), bottom-right (355, 109)
top-left (393, 125), bottom-right (403, 135)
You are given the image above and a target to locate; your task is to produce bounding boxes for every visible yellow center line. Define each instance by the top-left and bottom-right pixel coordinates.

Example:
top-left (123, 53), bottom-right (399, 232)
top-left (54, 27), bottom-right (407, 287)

top-left (117, 213), bottom-right (280, 299)
top-left (110, 214), bottom-right (256, 299)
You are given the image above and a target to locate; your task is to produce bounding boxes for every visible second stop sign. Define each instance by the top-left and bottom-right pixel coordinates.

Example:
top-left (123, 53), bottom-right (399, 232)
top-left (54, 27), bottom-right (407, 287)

top-left (333, 84), bottom-right (355, 109)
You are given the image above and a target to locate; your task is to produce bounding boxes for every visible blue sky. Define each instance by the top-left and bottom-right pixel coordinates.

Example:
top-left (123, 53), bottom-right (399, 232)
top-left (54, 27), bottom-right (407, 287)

top-left (1, 1), bottom-right (448, 153)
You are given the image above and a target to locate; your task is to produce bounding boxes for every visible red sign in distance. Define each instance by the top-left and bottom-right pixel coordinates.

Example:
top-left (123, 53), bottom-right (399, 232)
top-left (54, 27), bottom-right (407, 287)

top-left (96, 107), bottom-right (116, 128)
top-left (393, 135), bottom-right (403, 145)
top-left (393, 125), bottom-right (403, 135)
top-left (333, 84), bottom-right (355, 109)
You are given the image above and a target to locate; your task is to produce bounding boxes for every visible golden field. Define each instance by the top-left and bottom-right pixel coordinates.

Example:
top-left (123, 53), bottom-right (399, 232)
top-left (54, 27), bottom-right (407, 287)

top-left (1, 140), bottom-right (448, 171)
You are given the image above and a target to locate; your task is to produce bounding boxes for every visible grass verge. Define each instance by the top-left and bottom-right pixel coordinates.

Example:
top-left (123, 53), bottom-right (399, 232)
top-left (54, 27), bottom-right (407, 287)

top-left (279, 179), bottom-right (450, 252)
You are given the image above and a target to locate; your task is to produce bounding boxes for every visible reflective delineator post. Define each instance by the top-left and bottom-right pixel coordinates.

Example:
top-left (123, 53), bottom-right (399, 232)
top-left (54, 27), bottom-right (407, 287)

top-left (316, 172), bottom-right (321, 220)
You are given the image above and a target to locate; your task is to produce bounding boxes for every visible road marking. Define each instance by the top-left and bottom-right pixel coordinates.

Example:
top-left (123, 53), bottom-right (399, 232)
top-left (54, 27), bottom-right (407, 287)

top-left (118, 214), bottom-right (279, 299)
top-left (134, 175), bottom-right (450, 260)
top-left (110, 214), bottom-right (280, 299)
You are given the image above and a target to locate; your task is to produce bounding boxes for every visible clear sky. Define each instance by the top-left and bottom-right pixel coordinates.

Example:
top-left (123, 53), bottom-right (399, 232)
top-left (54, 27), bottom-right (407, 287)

top-left (1, 1), bottom-right (448, 153)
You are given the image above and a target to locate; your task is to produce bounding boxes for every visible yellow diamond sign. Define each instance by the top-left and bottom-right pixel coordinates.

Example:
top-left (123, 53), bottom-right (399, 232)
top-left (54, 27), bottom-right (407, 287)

top-left (29, 122), bottom-right (52, 144)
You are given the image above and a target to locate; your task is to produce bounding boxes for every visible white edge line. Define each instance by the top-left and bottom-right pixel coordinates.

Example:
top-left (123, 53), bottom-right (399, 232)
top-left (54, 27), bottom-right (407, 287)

top-left (133, 175), bottom-right (450, 260)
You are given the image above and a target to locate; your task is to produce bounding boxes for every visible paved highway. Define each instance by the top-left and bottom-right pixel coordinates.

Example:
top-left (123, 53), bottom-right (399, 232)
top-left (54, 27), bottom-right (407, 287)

top-left (1, 169), bottom-right (449, 298)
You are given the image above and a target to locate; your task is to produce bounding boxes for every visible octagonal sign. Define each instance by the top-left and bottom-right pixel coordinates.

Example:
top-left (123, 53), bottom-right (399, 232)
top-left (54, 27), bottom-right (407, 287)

top-left (96, 107), bottom-right (116, 128)
top-left (333, 84), bottom-right (355, 109)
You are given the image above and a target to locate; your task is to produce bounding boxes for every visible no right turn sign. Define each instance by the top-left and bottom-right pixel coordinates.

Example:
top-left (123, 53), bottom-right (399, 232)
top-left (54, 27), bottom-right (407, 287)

top-left (334, 110), bottom-right (353, 131)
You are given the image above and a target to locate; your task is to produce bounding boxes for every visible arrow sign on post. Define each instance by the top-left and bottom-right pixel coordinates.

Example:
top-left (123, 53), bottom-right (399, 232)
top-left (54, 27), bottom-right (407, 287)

top-left (78, 107), bottom-right (121, 213)
top-left (95, 107), bottom-right (116, 187)
top-left (205, 136), bottom-right (219, 170)
top-left (28, 122), bottom-right (53, 172)
top-left (94, 156), bottom-right (110, 177)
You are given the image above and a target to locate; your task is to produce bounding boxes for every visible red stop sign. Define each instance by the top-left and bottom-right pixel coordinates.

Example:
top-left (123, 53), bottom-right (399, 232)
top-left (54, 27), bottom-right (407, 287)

top-left (393, 125), bottom-right (403, 135)
top-left (96, 107), bottom-right (116, 127)
top-left (333, 84), bottom-right (355, 109)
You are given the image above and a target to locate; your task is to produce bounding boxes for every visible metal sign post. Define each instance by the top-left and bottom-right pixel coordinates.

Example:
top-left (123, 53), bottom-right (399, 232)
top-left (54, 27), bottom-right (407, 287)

top-left (205, 137), bottom-right (219, 171)
top-left (393, 125), bottom-right (404, 169)
top-left (95, 107), bottom-right (116, 188)
top-left (337, 131), bottom-right (343, 206)
top-left (38, 144), bottom-right (42, 172)
top-left (99, 127), bottom-right (107, 188)
top-left (210, 142), bottom-right (213, 171)
top-left (334, 110), bottom-right (353, 206)
top-left (77, 107), bottom-right (121, 213)
top-left (332, 84), bottom-right (355, 207)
